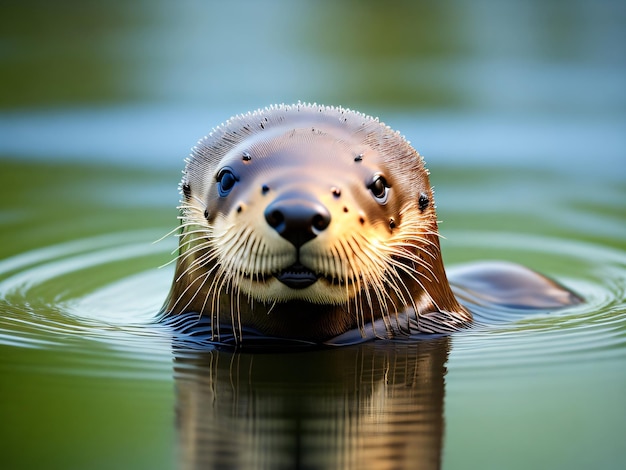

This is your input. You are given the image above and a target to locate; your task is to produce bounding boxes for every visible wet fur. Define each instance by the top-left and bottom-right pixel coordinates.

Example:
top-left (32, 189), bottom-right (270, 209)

top-left (162, 103), bottom-right (473, 342)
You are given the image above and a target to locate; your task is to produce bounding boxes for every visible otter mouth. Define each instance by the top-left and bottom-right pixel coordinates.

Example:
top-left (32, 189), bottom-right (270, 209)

top-left (238, 264), bottom-right (355, 289)
top-left (275, 263), bottom-right (320, 289)
top-left (273, 263), bottom-right (360, 289)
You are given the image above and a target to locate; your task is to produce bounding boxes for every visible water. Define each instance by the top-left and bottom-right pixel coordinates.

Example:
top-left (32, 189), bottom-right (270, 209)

top-left (1, 1), bottom-right (625, 469)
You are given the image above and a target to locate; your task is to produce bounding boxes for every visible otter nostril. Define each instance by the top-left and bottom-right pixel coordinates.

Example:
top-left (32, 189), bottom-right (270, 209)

top-left (266, 209), bottom-right (284, 229)
top-left (312, 213), bottom-right (330, 232)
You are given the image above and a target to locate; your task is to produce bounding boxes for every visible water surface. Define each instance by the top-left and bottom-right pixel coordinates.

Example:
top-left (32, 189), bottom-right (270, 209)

top-left (1, 152), bottom-right (623, 469)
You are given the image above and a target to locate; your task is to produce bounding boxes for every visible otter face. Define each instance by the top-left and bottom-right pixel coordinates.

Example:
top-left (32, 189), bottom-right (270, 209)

top-left (180, 119), bottom-right (434, 306)
top-left (202, 130), bottom-right (412, 305)
top-left (165, 104), bottom-right (456, 340)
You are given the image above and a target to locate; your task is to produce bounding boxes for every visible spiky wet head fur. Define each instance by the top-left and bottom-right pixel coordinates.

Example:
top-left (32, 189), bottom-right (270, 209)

top-left (162, 103), bottom-right (471, 342)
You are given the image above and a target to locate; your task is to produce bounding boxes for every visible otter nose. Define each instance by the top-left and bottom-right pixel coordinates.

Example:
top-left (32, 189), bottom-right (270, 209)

top-left (264, 193), bottom-right (331, 248)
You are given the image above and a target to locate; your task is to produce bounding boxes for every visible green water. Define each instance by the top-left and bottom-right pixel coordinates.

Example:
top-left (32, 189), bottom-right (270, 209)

top-left (1, 1), bottom-right (625, 469)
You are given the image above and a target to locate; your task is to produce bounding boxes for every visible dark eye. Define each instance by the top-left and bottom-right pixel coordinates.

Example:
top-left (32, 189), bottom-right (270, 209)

top-left (367, 174), bottom-right (390, 203)
top-left (216, 167), bottom-right (238, 197)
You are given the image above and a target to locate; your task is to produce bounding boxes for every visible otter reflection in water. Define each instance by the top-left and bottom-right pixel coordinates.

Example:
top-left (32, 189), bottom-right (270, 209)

top-left (173, 338), bottom-right (449, 470)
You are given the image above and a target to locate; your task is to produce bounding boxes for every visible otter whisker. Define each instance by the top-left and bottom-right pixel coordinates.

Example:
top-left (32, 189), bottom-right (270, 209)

top-left (170, 268), bottom-right (212, 315)
top-left (176, 248), bottom-right (220, 283)
top-left (206, 269), bottom-right (224, 326)
top-left (230, 278), bottom-right (242, 343)
top-left (176, 226), bottom-right (213, 241)
top-left (210, 268), bottom-right (236, 341)
top-left (173, 238), bottom-right (215, 267)
top-left (385, 250), bottom-right (436, 286)
top-left (341, 237), bottom-right (390, 336)
top-left (351, 231), bottom-right (436, 330)
top-left (154, 225), bottom-right (186, 245)
top-left (266, 300), bottom-right (278, 316)
top-left (157, 224), bottom-right (213, 269)
top-left (350, 235), bottom-right (412, 319)
top-left (384, 241), bottom-right (439, 283)
top-left (387, 237), bottom-right (438, 260)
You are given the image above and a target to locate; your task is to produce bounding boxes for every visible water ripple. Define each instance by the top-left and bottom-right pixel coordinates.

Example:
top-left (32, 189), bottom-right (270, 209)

top-left (445, 231), bottom-right (626, 375)
top-left (0, 230), bottom-right (175, 375)
top-left (0, 229), bottom-right (624, 377)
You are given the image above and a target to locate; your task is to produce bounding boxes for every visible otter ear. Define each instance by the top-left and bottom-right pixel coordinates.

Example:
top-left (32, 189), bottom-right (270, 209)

top-left (181, 181), bottom-right (191, 200)
top-left (448, 261), bottom-right (583, 309)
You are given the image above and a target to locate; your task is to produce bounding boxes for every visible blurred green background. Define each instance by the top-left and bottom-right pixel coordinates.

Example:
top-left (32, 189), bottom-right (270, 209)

top-left (3, 0), bottom-right (624, 111)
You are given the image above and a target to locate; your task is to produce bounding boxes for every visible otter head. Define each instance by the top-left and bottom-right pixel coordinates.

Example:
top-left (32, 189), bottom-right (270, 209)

top-left (163, 103), bottom-right (470, 342)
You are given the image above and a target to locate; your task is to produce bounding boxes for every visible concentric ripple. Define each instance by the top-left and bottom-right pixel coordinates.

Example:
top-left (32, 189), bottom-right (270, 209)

top-left (0, 228), bottom-right (625, 377)
top-left (0, 229), bottom-right (176, 376)
top-left (443, 231), bottom-right (626, 376)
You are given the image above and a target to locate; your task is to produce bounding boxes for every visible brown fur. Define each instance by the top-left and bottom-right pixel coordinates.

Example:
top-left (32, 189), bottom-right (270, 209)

top-left (162, 103), bottom-right (471, 342)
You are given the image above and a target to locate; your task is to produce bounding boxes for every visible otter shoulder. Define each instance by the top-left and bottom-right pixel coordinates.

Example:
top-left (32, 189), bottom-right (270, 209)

top-left (447, 261), bottom-right (583, 309)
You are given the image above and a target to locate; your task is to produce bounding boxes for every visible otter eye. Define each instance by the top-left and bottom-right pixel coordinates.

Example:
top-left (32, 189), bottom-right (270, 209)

top-left (216, 167), bottom-right (238, 197)
top-left (367, 174), bottom-right (390, 203)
